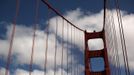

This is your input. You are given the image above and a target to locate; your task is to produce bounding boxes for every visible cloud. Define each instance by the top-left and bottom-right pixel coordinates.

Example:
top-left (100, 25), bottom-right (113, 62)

top-left (0, 68), bottom-right (10, 75)
top-left (0, 8), bottom-right (134, 74)
top-left (0, 25), bottom-right (74, 70)
top-left (61, 9), bottom-right (134, 71)
top-left (48, 14), bottom-right (85, 51)
top-left (14, 68), bottom-right (69, 75)
top-left (14, 68), bottom-right (68, 75)
top-left (103, 10), bottom-right (134, 71)
top-left (14, 64), bottom-right (84, 75)
top-left (122, 13), bottom-right (134, 70)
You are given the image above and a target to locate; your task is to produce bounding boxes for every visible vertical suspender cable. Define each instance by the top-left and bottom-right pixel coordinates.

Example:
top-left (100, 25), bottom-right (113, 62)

top-left (106, 9), bottom-right (118, 75)
top-left (29, 0), bottom-right (39, 75)
top-left (107, 12), bottom-right (117, 75)
top-left (76, 60), bottom-right (78, 75)
top-left (109, 14), bottom-right (117, 75)
top-left (61, 18), bottom-right (64, 75)
top-left (70, 25), bottom-right (73, 75)
top-left (5, 0), bottom-right (20, 75)
top-left (110, 11), bottom-right (121, 75)
top-left (44, 7), bottom-right (50, 75)
top-left (66, 22), bottom-right (69, 75)
top-left (104, 1), bottom-right (116, 73)
top-left (77, 29), bottom-right (81, 75)
top-left (115, 0), bottom-right (130, 75)
top-left (104, 0), bottom-right (119, 74)
top-left (104, 0), bottom-right (117, 75)
top-left (110, 15), bottom-right (118, 75)
top-left (54, 17), bottom-right (58, 75)
top-left (106, 3), bottom-right (118, 74)
top-left (73, 27), bottom-right (75, 75)
top-left (116, 7), bottom-right (128, 75)
top-left (40, 1), bottom-right (86, 75)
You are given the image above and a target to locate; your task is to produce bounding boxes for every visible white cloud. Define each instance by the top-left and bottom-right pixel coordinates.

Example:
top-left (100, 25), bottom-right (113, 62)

top-left (0, 8), bottom-right (134, 74)
top-left (0, 68), bottom-right (10, 75)
top-left (122, 13), bottom-right (134, 70)
top-left (0, 25), bottom-right (74, 70)
top-left (48, 15), bottom-right (85, 51)
top-left (14, 64), bottom-right (84, 75)
top-left (14, 68), bottom-right (68, 75)
top-left (14, 69), bottom-right (44, 75)
top-left (104, 10), bottom-right (134, 70)
top-left (61, 9), bottom-right (134, 71)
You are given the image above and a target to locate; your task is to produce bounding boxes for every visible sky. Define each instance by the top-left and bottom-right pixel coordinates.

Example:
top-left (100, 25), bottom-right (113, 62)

top-left (0, 0), bottom-right (134, 75)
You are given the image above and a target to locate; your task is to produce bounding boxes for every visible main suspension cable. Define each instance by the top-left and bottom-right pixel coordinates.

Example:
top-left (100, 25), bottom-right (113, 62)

top-left (41, 0), bottom-right (84, 32)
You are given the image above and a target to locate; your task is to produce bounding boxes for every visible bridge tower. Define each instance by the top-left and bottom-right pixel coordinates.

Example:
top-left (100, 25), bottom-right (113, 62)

top-left (85, 0), bottom-right (110, 75)
top-left (85, 30), bottom-right (110, 75)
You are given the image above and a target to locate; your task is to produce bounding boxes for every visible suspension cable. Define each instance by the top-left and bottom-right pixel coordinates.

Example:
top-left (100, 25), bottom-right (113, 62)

top-left (110, 14), bottom-right (118, 75)
top-left (115, 0), bottom-right (130, 75)
top-left (73, 27), bottom-right (75, 75)
top-left (29, 0), bottom-right (39, 75)
top-left (110, 11), bottom-right (121, 75)
top-left (104, 3), bottom-right (115, 75)
top-left (41, 0), bottom-right (84, 32)
top-left (104, 0), bottom-right (121, 74)
top-left (70, 25), bottom-right (73, 75)
top-left (5, 0), bottom-right (20, 75)
top-left (106, 10), bottom-right (120, 75)
top-left (61, 18), bottom-right (64, 75)
top-left (66, 22), bottom-right (69, 75)
top-left (71, 26), bottom-right (76, 75)
top-left (44, 6), bottom-right (50, 75)
top-left (54, 17), bottom-right (58, 75)
top-left (107, 11), bottom-right (117, 75)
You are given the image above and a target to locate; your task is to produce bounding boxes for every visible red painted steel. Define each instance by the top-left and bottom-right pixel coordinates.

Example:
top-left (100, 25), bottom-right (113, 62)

top-left (85, 30), bottom-right (110, 75)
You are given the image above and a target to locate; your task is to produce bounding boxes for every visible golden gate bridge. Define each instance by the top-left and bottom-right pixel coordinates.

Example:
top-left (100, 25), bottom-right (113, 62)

top-left (3, 0), bottom-right (130, 75)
